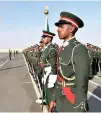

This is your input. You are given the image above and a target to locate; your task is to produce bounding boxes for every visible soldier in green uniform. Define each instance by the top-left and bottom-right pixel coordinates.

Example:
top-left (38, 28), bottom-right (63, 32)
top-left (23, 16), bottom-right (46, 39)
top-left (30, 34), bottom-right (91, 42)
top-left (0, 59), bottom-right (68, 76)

top-left (87, 44), bottom-right (94, 79)
top-left (13, 50), bottom-right (16, 57)
top-left (36, 38), bottom-right (46, 103)
top-left (25, 48), bottom-right (30, 63)
top-left (35, 44), bottom-right (41, 65)
top-left (49, 12), bottom-right (90, 112)
top-left (98, 48), bottom-right (101, 75)
top-left (31, 46), bottom-right (38, 77)
top-left (92, 47), bottom-right (97, 75)
top-left (27, 47), bottom-right (34, 75)
top-left (39, 30), bottom-right (58, 107)
top-left (95, 47), bottom-right (99, 73)
top-left (39, 38), bottom-right (45, 54)
top-left (9, 49), bottom-right (12, 60)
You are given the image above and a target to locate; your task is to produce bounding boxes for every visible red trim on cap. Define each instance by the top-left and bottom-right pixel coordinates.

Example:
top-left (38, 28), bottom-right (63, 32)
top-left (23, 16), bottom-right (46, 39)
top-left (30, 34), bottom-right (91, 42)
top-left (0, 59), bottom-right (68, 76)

top-left (61, 17), bottom-right (79, 28)
top-left (43, 33), bottom-right (53, 37)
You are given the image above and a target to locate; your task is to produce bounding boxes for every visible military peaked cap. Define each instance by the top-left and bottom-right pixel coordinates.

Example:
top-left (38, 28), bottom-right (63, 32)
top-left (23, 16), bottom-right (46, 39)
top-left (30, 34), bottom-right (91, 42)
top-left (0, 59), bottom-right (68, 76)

top-left (55, 12), bottom-right (84, 28)
top-left (42, 30), bottom-right (55, 38)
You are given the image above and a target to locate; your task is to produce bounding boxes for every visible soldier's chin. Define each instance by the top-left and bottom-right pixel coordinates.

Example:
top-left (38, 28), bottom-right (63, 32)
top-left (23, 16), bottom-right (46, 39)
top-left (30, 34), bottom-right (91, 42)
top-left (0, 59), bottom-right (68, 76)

top-left (58, 35), bottom-right (62, 39)
top-left (59, 36), bottom-right (64, 39)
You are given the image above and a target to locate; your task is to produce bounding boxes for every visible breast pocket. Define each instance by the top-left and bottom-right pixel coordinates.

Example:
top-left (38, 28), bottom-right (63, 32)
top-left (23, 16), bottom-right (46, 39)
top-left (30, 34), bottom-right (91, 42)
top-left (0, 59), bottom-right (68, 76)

top-left (59, 57), bottom-right (74, 79)
top-left (60, 58), bottom-right (71, 66)
top-left (59, 49), bottom-right (71, 66)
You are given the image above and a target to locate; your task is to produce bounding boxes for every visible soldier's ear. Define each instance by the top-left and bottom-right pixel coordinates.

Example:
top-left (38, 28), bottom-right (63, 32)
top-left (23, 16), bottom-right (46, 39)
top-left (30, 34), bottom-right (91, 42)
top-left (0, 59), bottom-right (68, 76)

top-left (70, 26), bottom-right (76, 33)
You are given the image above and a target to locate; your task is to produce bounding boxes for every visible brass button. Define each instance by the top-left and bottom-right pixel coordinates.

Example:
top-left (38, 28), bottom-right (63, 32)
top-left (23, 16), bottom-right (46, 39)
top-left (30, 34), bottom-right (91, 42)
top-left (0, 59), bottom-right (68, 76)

top-left (81, 107), bottom-right (83, 109)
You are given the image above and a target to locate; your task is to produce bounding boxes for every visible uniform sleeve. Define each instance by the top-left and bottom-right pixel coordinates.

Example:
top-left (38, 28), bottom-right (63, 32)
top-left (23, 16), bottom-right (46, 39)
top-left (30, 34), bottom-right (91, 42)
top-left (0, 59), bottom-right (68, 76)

top-left (49, 48), bottom-right (58, 75)
top-left (73, 44), bottom-right (90, 112)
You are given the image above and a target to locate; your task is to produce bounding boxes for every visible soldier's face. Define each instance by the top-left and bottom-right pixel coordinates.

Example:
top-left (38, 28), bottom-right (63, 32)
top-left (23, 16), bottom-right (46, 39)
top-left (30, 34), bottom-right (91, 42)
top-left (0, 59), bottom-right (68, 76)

top-left (43, 37), bottom-right (51, 44)
top-left (40, 43), bottom-right (44, 48)
top-left (57, 24), bottom-right (74, 40)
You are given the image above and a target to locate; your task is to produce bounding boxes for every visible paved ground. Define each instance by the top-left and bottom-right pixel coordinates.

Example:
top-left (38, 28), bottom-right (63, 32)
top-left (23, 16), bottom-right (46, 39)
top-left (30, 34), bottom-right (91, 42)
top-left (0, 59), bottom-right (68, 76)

top-left (88, 78), bottom-right (101, 112)
top-left (0, 53), bottom-right (101, 112)
top-left (0, 53), bottom-right (9, 66)
top-left (0, 53), bottom-right (42, 112)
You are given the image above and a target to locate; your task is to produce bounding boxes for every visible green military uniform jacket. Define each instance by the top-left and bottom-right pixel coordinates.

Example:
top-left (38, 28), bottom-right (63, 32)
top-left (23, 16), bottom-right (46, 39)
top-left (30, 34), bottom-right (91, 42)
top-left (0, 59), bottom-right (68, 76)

top-left (88, 49), bottom-right (94, 64)
top-left (28, 51), bottom-right (33, 63)
top-left (42, 43), bottom-right (58, 75)
top-left (33, 49), bottom-right (41, 64)
top-left (98, 51), bottom-right (101, 63)
top-left (51, 38), bottom-right (90, 112)
top-left (30, 50), bottom-right (38, 66)
top-left (26, 51), bottom-right (31, 63)
top-left (41, 43), bottom-right (58, 104)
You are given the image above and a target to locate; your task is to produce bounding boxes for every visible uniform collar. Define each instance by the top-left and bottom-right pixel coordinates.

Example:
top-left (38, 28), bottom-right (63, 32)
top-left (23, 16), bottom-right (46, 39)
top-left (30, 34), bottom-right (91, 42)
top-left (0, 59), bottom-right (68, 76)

top-left (62, 36), bottom-right (76, 47)
top-left (45, 43), bottom-right (52, 49)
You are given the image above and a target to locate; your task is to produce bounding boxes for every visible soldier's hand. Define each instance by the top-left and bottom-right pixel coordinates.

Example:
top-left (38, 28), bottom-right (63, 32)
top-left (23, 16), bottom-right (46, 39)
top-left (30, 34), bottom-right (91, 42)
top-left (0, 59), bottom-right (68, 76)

top-left (48, 101), bottom-right (56, 112)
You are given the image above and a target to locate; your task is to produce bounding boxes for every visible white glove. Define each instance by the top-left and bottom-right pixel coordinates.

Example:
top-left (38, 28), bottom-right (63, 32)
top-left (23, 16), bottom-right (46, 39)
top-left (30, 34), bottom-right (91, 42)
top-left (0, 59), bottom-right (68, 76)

top-left (48, 83), bottom-right (54, 88)
top-left (44, 66), bottom-right (51, 72)
top-left (48, 74), bottom-right (57, 84)
top-left (48, 75), bottom-right (57, 88)
top-left (41, 77), bottom-right (44, 83)
top-left (43, 66), bottom-right (51, 85)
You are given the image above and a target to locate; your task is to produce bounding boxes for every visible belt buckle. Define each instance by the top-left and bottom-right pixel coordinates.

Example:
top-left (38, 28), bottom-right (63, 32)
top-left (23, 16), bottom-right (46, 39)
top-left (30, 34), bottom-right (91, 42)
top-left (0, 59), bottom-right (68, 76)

top-left (62, 81), bottom-right (65, 87)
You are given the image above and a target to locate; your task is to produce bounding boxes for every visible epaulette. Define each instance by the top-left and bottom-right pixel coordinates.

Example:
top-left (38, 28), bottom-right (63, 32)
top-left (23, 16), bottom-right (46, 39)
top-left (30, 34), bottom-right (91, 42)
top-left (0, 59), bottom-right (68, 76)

top-left (73, 40), bottom-right (81, 46)
top-left (73, 40), bottom-right (87, 49)
top-left (50, 44), bottom-right (55, 48)
top-left (48, 44), bottom-right (58, 55)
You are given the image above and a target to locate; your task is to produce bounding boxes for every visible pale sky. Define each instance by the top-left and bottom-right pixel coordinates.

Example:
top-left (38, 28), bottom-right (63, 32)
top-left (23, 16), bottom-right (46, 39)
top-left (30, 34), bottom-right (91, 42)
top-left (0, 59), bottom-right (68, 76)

top-left (0, 1), bottom-right (101, 49)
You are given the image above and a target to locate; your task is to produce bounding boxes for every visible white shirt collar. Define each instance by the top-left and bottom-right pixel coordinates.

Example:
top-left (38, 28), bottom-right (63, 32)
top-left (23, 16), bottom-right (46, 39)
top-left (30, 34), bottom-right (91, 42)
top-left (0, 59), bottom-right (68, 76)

top-left (62, 36), bottom-right (75, 47)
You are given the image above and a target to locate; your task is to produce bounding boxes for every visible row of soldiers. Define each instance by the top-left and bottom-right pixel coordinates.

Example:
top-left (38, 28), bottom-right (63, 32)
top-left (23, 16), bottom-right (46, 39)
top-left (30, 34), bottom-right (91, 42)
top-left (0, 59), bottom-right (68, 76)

top-left (23, 11), bottom-right (101, 112)
top-left (87, 43), bottom-right (101, 77)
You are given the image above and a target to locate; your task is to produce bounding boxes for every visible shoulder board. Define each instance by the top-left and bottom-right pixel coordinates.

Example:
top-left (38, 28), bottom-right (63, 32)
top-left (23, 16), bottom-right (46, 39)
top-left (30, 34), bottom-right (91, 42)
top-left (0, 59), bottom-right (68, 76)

top-left (73, 40), bottom-right (87, 48)
top-left (73, 40), bottom-right (81, 46)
